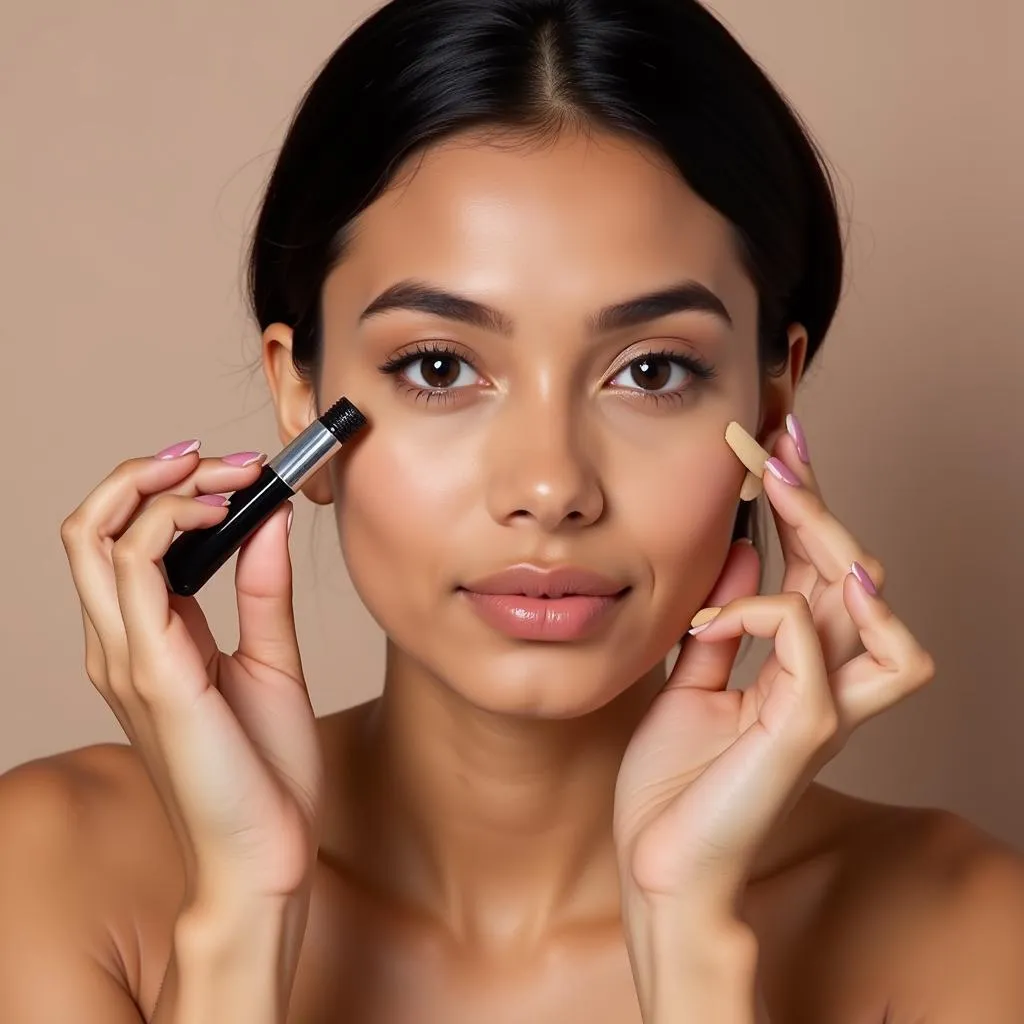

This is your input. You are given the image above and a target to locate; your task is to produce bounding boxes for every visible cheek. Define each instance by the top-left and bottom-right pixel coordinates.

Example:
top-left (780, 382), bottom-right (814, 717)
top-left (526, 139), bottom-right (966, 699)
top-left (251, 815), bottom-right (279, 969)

top-left (615, 435), bottom-right (743, 597)
top-left (328, 431), bottom-right (477, 614)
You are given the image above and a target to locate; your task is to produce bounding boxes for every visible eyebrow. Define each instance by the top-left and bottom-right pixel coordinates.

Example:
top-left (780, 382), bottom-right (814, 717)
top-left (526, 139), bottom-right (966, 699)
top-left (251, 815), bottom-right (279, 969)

top-left (357, 277), bottom-right (733, 335)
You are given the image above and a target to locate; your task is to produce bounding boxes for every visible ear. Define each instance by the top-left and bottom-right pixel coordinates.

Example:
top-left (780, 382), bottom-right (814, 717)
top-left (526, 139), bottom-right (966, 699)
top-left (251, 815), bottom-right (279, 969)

top-left (757, 323), bottom-right (808, 452)
top-left (261, 322), bottom-right (334, 506)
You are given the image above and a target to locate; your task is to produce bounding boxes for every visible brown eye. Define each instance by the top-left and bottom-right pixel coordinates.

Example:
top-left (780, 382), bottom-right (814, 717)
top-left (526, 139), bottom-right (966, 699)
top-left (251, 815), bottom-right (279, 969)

top-left (418, 355), bottom-right (462, 388)
top-left (608, 352), bottom-right (710, 400)
top-left (378, 345), bottom-right (484, 397)
top-left (628, 356), bottom-right (673, 390)
top-left (394, 351), bottom-right (478, 390)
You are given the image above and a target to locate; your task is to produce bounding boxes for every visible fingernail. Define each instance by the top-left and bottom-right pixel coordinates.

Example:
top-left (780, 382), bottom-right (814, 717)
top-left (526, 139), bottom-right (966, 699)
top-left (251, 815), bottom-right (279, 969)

top-left (195, 494), bottom-right (228, 506)
top-left (688, 606), bottom-right (722, 635)
top-left (786, 413), bottom-right (811, 464)
top-left (850, 561), bottom-right (878, 596)
top-left (155, 439), bottom-right (200, 460)
top-left (286, 507), bottom-right (294, 534)
top-left (765, 457), bottom-right (802, 487)
top-left (221, 451), bottom-right (265, 467)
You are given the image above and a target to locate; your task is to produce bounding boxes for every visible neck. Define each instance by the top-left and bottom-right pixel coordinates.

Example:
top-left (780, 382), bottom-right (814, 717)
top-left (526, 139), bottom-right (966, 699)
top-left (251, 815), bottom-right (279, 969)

top-left (346, 643), bottom-right (666, 949)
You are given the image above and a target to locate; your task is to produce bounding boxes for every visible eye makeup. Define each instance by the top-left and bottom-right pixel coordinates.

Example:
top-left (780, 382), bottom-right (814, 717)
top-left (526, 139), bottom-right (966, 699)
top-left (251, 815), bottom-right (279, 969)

top-left (377, 343), bottom-right (717, 407)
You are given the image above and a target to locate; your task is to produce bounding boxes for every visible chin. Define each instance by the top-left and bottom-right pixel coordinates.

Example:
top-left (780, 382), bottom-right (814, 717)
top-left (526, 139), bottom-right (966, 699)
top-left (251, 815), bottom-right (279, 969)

top-left (431, 642), bottom-right (669, 720)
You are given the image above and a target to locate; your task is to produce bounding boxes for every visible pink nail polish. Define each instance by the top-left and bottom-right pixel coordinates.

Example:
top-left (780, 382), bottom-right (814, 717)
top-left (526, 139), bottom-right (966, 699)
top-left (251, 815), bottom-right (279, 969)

top-left (155, 439), bottom-right (200, 460)
top-left (764, 457), bottom-right (802, 487)
top-left (786, 413), bottom-right (811, 464)
top-left (195, 494), bottom-right (228, 506)
top-left (850, 561), bottom-right (878, 596)
top-left (221, 451), bottom-right (265, 467)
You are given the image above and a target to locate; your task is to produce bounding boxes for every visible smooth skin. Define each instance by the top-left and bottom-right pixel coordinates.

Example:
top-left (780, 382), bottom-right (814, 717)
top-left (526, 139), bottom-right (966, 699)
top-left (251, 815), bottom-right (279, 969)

top-left (2, 128), bottom-right (1024, 1023)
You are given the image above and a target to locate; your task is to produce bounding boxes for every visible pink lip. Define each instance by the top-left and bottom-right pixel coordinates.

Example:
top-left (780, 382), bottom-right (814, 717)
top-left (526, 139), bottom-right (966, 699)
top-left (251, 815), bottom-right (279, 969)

top-left (459, 564), bottom-right (629, 641)
top-left (462, 564), bottom-right (626, 598)
top-left (461, 592), bottom-right (624, 641)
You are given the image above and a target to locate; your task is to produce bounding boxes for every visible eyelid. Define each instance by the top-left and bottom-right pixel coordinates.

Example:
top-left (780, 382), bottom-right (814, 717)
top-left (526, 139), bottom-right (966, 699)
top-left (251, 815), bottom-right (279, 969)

top-left (379, 337), bottom-right (477, 366)
top-left (605, 339), bottom-right (705, 375)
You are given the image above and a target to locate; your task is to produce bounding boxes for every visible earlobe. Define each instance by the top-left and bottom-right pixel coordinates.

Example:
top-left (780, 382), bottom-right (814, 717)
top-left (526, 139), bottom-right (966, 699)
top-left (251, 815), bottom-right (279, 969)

top-left (261, 322), bottom-right (335, 507)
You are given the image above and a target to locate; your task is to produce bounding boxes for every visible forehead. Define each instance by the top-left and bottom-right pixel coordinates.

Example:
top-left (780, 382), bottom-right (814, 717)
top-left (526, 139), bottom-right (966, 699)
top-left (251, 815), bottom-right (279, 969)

top-left (326, 128), bottom-right (754, 323)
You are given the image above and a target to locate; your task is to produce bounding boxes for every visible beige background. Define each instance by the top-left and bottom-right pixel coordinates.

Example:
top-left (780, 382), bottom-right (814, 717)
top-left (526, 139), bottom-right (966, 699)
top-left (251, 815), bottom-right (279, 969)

top-left (1, 1), bottom-right (1021, 849)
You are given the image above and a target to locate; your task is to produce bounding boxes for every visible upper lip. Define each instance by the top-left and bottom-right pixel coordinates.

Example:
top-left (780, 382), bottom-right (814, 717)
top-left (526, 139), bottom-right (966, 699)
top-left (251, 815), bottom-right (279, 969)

top-left (461, 565), bottom-right (628, 598)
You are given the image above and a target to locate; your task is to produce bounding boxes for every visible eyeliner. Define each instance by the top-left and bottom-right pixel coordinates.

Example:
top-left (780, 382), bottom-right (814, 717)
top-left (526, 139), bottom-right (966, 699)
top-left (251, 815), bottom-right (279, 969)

top-left (162, 396), bottom-right (367, 596)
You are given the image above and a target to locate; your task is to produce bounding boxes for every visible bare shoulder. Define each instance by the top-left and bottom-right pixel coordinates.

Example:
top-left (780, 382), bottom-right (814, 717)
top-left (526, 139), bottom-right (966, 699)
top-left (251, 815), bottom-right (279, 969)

top-left (0, 743), bottom-right (185, 1012)
top-left (808, 786), bottom-right (1024, 1021)
top-left (0, 741), bottom-right (184, 887)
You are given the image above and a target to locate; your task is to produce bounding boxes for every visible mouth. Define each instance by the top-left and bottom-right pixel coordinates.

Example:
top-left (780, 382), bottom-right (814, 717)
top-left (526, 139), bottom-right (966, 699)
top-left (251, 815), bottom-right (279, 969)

top-left (461, 564), bottom-right (629, 599)
top-left (458, 565), bottom-right (631, 641)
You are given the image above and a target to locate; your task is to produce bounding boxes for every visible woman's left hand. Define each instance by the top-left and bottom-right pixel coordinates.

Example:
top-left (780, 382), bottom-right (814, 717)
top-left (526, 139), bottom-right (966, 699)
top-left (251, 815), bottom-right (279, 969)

top-left (613, 421), bottom-right (937, 929)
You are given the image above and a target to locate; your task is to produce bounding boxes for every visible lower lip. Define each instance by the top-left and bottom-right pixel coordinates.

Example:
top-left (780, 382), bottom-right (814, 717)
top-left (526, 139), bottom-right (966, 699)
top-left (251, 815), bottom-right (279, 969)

top-left (460, 590), bottom-right (626, 641)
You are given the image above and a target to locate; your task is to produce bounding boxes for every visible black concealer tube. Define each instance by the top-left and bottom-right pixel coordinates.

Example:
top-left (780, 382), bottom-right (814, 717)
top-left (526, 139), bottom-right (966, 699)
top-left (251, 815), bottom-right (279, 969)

top-left (162, 396), bottom-right (367, 596)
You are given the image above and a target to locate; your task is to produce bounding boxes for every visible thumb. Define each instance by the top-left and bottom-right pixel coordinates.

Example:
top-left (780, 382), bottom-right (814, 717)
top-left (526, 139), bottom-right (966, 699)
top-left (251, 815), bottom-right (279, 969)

top-left (666, 539), bottom-right (761, 692)
top-left (234, 501), bottom-right (303, 679)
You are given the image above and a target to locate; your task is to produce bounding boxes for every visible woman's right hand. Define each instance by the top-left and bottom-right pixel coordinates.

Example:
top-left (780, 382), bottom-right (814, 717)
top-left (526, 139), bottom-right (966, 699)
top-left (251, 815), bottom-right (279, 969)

top-left (59, 440), bottom-right (324, 909)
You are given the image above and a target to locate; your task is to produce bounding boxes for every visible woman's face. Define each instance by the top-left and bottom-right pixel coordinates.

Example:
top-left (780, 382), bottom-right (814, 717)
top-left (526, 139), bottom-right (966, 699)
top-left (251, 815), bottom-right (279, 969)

top-left (312, 128), bottom-right (769, 718)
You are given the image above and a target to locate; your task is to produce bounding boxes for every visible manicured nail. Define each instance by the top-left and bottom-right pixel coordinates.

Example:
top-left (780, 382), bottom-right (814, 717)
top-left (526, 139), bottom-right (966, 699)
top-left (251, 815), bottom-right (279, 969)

top-left (221, 451), bottom-right (265, 467)
top-left (764, 457), bottom-right (802, 487)
top-left (688, 606), bottom-right (722, 635)
top-left (850, 561), bottom-right (878, 596)
top-left (195, 494), bottom-right (228, 506)
top-left (155, 439), bottom-right (200, 460)
top-left (786, 413), bottom-right (811, 464)
top-left (286, 507), bottom-right (294, 535)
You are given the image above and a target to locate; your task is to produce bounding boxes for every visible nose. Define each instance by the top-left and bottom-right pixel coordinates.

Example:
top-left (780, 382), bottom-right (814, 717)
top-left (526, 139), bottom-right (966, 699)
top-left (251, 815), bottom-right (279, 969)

top-left (484, 398), bottom-right (605, 532)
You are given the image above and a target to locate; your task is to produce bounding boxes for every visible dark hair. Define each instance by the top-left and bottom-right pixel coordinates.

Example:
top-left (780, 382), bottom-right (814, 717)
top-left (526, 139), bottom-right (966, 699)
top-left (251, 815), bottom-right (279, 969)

top-left (247, 0), bottom-right (845, 553)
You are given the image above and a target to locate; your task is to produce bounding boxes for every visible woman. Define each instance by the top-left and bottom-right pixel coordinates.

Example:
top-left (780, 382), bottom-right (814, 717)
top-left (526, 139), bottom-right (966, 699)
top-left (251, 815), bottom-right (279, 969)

top-left (2, 0), bottom-right (1022, 1020)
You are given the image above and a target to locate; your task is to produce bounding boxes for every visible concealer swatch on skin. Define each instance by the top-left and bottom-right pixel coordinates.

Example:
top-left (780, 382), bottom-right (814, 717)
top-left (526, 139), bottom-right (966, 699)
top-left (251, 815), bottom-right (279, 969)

top-left (725, 421), bottom-right (770, 501)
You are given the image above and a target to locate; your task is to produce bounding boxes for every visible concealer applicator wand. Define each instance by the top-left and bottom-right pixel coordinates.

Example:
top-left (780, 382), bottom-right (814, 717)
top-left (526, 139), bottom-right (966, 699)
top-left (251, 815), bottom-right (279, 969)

top-left (162, 396), bottom-right (367, 596)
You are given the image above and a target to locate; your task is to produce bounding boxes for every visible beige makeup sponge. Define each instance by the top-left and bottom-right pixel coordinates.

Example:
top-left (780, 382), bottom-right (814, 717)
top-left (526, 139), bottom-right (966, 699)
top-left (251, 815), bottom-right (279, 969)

top-left (726, 421), bottom-right (769, 501)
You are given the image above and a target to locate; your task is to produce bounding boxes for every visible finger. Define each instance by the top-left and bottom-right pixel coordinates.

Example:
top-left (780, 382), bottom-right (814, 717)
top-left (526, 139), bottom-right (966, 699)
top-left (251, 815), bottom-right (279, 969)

top-left (766, 426), bottom-right (852, 659)
top-left (75, 449), bottom-right (265, 546)
top-left (685, 592), bottom-right (834, 738)
top-left (761, 450), bottom-right (886, 592)
top-left (78, 604), bottom-right (136, 738)
top-left (761, 445), bottom-right (886, 670)
top-left (775, 417), bottom-right (822, 494)
top-left (666, 540), bottom-right (761, 692)
top-left (62, 505), bottom-right (135, 657)
top-left (762, 431), bottom-right (861, 672)
top-left (111, 493), bottom-right (233, 681)
top-left (766, 426), bottom-right (820, 597)
top-left (234, 502), bottom-right (304, 682)
top-left (831, 567), bottom-right (937, 726)
top-left (123, 451), bottom-right (268, 534)
top-left (61, 448), bottom-right (261, 651)
top-left (70, 447), bottom-right (203, 546)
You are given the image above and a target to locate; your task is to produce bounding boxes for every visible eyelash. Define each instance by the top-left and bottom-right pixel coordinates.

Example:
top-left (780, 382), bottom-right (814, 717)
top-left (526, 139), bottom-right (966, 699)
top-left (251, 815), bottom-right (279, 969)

top-left (377, 341), bottom-right (717, 407)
